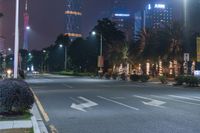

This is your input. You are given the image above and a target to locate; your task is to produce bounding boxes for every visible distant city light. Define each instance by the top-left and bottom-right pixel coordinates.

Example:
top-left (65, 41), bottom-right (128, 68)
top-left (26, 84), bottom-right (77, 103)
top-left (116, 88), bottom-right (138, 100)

top-left (148, 4), bottom-right (151, 10)
top-left (154, 4), bottom-right (165, 9)
top-left (114, 14), bottom-right (130, 17)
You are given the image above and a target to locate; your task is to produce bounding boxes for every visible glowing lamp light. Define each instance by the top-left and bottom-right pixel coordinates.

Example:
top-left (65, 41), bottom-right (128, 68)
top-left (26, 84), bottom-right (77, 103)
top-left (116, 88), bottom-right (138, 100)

top-left (155, 4), bottom-right (165, 9)
top-left (59, 44), bottom-right (63, 48)
top-left (26, 26), bottom-right (30, 30)
top-left (92, 31), bottom-right (96, 36)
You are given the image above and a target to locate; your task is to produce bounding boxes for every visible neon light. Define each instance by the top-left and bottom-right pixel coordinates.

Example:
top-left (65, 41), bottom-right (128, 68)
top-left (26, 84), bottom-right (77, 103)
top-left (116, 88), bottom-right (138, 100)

top-left (114, 14), bottom-right (130, 17)
top-left (155, 4), bottom-right (165, 9)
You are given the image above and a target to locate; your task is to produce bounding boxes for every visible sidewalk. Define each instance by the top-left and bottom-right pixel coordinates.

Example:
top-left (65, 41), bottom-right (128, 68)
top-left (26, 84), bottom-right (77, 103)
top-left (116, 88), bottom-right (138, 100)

top-left (0, 104), bottom-right (48, 133)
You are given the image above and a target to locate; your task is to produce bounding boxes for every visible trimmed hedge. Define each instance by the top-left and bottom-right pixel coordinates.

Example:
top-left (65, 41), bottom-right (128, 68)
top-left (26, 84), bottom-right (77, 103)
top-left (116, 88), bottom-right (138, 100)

top-left (0, 79), bottom-right (34, 115)
top-left (175, 76), bottom-right (199, 87)
top-left (130, 75), bottom-right (149, 82)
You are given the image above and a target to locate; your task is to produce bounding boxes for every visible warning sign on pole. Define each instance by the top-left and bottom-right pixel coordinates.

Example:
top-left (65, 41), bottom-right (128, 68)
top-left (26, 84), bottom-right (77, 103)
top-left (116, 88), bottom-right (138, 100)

top-left (97, 56), bottom-right (104, 67)
top-left (197, 37), bottom-right (200, 62)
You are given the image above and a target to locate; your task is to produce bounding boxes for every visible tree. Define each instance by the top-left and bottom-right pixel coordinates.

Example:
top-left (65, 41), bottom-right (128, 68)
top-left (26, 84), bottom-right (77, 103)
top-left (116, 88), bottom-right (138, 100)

top-left (19, 49), bottom-right (29, 70)
top-left (69, 38), bottom-right (97, 72)
top-left (92, 18), bottom-right (126, 69)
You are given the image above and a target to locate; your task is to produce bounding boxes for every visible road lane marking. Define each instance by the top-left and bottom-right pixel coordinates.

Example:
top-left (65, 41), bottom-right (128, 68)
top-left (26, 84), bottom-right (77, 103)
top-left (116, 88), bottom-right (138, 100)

top-left (134, 95), bottom-right (166, 108)
top-left (30, 88), bottom-right (50, 122)
top-left (70, 97), bottom-right (98, 112)
top-left (111, 97), bottom-right (126, 100)
top-left (169, 95), bottom-right (200, 102)
top-left (97, 96), bottom-right (139, 111)
top-left (151, 95), bottom-right (200, 106)
top-left (63, 84), bottom-right (73, 88)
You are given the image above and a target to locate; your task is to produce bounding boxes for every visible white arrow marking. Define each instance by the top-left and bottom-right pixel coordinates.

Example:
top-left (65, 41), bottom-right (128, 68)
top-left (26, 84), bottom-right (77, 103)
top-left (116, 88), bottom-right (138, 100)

top-left (134, 95), bottom-right (166, 108)
top-left (70, 97), bottom-right (98, 112)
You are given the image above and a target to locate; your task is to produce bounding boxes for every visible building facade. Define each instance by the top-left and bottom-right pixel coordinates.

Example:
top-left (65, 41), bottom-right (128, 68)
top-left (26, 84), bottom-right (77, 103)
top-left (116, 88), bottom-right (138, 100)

top-left (144, 3), bottom-right (173, 29)
top-left (111, 0), bottom-right (134, 41)
top-left (0, 0), bottom-right (4, 50)
top-left (65, 0), bottom-right (82, 40)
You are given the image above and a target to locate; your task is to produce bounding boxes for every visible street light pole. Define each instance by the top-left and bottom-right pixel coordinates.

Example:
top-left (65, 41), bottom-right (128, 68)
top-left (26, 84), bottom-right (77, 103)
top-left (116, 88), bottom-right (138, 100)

top-left (64, 45), bottom-right (67, 71)
top-left (14, 0), bottom-right (19, 78)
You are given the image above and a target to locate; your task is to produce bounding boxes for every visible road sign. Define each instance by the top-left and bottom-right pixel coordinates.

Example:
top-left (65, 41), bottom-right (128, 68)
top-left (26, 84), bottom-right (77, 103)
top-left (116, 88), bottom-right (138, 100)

top-left (97, 56), bottom-right (104, 67)
top-left (184, 53), bottom-right (190, 62)
top-left (197, 37), bottom-right (200, 62)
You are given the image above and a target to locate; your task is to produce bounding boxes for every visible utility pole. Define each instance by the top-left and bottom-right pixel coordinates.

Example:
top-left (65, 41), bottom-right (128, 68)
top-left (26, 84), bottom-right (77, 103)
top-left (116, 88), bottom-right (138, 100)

top-left (14, 0), bottom-right (19, 78)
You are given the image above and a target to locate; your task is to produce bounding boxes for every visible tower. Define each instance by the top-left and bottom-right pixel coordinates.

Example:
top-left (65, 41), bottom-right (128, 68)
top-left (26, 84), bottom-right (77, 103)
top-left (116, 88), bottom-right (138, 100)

top-left (65, 0), bottom-right (82, 40)
top-left (111, 0), bottom-right (133, 41)
top-left (0, 0), bottom-right (5, 50)
top-left (23, 0), bottom-right (29, 50)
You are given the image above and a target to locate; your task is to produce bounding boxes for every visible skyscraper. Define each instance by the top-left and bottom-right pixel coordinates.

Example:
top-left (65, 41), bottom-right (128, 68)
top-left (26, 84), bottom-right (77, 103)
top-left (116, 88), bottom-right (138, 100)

top-left (144, 2), bottom-right (173, 29)
top-left (23, 0), bottom-right (29, 50)
top-left (0, 0), bottom-right (4, 50)
top-left (111, 0), bottom-right (133, 41)
top-left (65, 0), bottom-right (82, 40)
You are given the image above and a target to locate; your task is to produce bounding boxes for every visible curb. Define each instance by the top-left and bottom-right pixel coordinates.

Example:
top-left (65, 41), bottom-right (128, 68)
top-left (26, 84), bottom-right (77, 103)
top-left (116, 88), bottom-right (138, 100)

top-left (31, 116), bottom-right (40, 133)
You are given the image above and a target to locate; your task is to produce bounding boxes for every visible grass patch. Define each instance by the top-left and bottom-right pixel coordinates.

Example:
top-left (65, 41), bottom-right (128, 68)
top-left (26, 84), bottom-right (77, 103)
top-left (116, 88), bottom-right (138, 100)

top-left (0, 111), bottom-right (32, 121)
top-left (0, 128), bottom-right (34, 133)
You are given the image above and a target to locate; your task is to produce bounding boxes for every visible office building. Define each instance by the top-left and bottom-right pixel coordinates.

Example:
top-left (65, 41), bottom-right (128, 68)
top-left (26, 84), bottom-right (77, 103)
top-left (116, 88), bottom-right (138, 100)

top-left (65, 0), bottom-right (82, 40)
top-left (111, 0), bottom-right (134, 41)
top-left (0, 0), bottom-right (4, 50)
top-left (144, 2), bottom-right (173, 29)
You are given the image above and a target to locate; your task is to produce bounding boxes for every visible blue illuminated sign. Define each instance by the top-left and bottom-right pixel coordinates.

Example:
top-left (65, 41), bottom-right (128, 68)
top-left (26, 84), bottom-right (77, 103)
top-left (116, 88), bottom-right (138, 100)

top-left (154, 4), bottom-right (165, 9)
top-left (114, 14), bottom-right (130, 17)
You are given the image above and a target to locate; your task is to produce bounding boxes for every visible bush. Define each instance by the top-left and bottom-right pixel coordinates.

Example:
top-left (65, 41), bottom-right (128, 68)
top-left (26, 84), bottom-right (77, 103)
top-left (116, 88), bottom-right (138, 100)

top-left (159, 76), bottom-right (168, 84)
top-left (104, 73), bottom-right (111, 79)
top-left (0, 79), bottom-right (34, 115)
top-left (120, 73), bottom-right (126, 80)
top-left (185, 76), bottom-right (199, 87)
top-left (175, 75), bottom-right (185, 85)
top-left (140, 75), bottom-right (150, 82)
top-left (130, 74), bottom-right (140, 81)
top-left (112, 73), bottom-right (118, 80)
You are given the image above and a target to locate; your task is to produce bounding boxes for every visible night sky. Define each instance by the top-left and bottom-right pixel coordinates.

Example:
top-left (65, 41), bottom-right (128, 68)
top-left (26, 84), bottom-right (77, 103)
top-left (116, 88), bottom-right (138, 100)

top-left (1, 0), bottom-right (182, 50)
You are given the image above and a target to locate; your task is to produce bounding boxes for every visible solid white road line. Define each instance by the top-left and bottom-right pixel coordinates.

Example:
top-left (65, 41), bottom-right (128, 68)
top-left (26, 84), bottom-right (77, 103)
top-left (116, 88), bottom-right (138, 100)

top-left (97, 96), bottom-right (139, 111)
top-left (169, 95), bottom-right (200, 102)
top-left (152, 95), bottom-right (200, 106)
top-left (63, 84), bottom-right (73, 89)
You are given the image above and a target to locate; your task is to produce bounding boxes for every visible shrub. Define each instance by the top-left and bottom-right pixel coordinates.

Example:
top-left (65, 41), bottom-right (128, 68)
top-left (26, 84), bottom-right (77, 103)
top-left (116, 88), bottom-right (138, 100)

top-left (159, 76), bottom-right (168, 84)
top-left (104, 73), bottom-right (111, 79)
top-left (120, 73), bottom-right (127, 80)
top-left (130, 74), bottom-right (140, 81)
top-left (0, 79), bottom-right (34, 115)
top-left (185, 76), bottom-right (199, 87)
top-left (175, 75), bottom-right (185, 85)
top-left (112, 73), bottom-right (118, 80)
top-left (140, 75), bottom-right (150, 82)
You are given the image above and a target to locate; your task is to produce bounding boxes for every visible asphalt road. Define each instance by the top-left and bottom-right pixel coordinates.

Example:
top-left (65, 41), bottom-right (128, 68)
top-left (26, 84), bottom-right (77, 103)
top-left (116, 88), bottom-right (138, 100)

top-left (27, 74), bottom-right (200, 133)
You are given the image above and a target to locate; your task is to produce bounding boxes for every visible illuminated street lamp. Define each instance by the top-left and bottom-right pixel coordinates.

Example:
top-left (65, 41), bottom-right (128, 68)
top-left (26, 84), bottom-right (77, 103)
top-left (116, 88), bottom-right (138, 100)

top-left (92, 31), bottom-right (103, 73)
top-left (59, 44), bottom-right (63, 48)
top-left (26, 26), bottom-right (30, 30)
